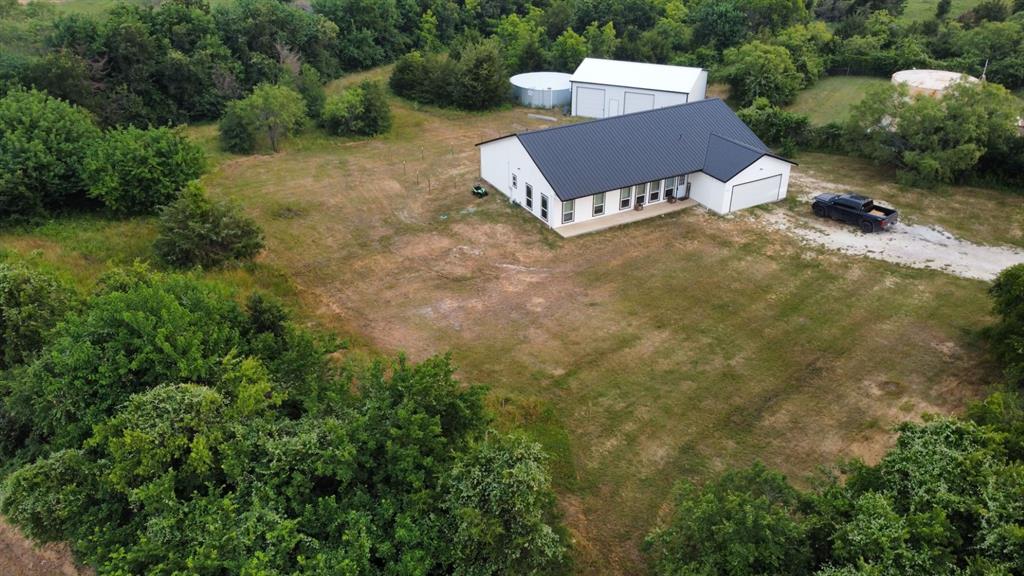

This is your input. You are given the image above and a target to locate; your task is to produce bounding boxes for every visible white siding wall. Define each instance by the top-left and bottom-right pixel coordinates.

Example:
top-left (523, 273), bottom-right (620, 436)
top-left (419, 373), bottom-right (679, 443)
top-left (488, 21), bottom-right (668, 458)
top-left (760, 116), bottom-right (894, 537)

top-left (691, 70), bottom-right (709, 102)
top-left (723, 156), bottom-right (791, 212)
top-left (570, 82), bottom-right (690, 118)
top-left (688, 172), bottom-right (729, 214)
top-left (478, 136), bottom-right (561, 226)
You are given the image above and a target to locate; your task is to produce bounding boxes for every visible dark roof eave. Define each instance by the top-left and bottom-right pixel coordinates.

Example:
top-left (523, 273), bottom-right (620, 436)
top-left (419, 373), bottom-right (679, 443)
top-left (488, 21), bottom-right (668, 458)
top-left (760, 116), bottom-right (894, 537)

top-left (475, 133), bottom-right (518, 147)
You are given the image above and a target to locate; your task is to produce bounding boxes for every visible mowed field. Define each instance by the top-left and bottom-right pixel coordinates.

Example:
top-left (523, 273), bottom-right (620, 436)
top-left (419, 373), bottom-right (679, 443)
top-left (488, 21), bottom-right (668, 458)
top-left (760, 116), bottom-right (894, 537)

top-left (786, 76), bottom-right (892, 125)
top-left (0, 81), bottom-right (1012, 573)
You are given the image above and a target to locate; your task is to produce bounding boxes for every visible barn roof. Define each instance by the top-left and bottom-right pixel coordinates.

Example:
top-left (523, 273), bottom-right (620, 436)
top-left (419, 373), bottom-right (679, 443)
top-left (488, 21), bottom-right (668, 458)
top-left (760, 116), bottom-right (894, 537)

top-left (479, 99), bottom-right (791, 202)
top-left (569, 58), bottom-right (704, 94)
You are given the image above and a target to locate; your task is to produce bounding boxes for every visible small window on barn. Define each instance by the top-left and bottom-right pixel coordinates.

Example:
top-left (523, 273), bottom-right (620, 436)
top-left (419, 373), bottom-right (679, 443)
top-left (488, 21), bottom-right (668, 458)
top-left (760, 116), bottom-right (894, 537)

top-left (635, 184), bottom-right (646, 206)
top-left (540, 194), bottom-right (549, 221)
top-left (562, 199), bottom-right (574, 223)
top-left (649, 180), bottom-right (662, 202)
top-left (526, 184), bottom-right (533, 209)
top-left (512, 174), bottom-right (518, 189)
top-left (619, 187), bottom-right (632, 210)
top-left (593, 192), bottom-right (605, 216)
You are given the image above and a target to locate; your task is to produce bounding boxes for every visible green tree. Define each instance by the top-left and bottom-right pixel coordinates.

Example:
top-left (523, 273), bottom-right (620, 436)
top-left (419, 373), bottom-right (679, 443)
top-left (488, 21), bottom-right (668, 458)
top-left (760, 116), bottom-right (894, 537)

top-left (0, 89), bottom-right (100, 218)
top-left (738, 98), bottom-right (810, 148)
top-left (722, 41), bottom-right (804, 105)
top-left (646, 462), bottom-right (813, 576)
top-left (418, 8), bottom-right (443, 52)
top-left (583, 21), bottom-right (618, 59)
top-left (442, 434), bottom-right (569, 575)
top-left (692, 0), bottom-right (749, 50)
top-left (83, 125), bottom-right (206, 215)
top-left (495, 12), bottom-right (547, 74)
top-left (281, 64), bottom-right (326, 119)
top-left (321, 81), bottom-right (392, 136)
top-left (219, 83), bottom-right (307, 153)
top-left (773, 22), bottom-right (834, 85)
top-left (0, 263), bottom-right (75, 369)
top-left (937, 0), bottom-right (953, 18)
top-left (549, 28), bottom-right (588, 72)
top-left (454, 40), bottom-right (509, 110)
top-left (153, 184), bottom-right (264, 269)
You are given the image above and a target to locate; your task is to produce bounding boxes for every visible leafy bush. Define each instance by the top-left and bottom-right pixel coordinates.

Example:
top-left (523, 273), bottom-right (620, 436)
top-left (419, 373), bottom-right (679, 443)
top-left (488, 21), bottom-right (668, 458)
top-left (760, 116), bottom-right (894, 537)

top-left (0, 263), bottom-right (74, 370)
top-left (83, 126), bottom-right (206, 215)
top-left (390, 41), bottom-right (508, 110)
top-left (645, 462), bottom-right (813, 576)
top-left (219, 83), bottom-right (307, 153)
top-left (737, 98), bottom-right (811, 148)
top-left (320, 81), bottom-right (392, 136)
top-left (3, 267), bottom-right (323, 451)
top-left (0, 89), bottom-right (100, 218)
top-left (153, 184), bottom-right (264, 269)
top-left (722, 41), bottom-right (804, 106)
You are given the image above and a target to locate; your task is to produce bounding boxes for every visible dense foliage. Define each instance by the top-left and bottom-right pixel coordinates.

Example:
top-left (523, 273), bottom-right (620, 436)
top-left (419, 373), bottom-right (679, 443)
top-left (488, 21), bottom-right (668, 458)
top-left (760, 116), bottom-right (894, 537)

top-left (390, 40), bottom-right (509, 110)
top-left (321, 81), bottom-right (393, 136)
top-left (219, 83), bottom-right (307, 153)
top-left (83, 125), bottom-right (206, 215)
top-left (846, 80), bottom-right (1022, 184)
top-left (0, 266), bottom-right (569, 575)
top-left (154, 184), bottom-right (265, 269)
top-left (0, 263), bottom-right (75, 370)
top-left (0, 89), bottom-right (100, 218)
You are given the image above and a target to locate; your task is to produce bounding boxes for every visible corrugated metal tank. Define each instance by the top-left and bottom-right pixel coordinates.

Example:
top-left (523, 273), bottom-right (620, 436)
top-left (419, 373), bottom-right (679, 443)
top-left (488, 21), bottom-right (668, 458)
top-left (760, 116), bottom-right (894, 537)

top-left (510, 72), bottom-right (572, 109)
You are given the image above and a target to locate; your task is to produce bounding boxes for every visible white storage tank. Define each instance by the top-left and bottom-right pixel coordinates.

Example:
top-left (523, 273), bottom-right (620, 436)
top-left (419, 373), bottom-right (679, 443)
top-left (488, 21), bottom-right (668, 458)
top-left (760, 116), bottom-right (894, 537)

top-left (891, 69), bottom-right (979, 97)
top-left (510, 72), bottom-right (572, 109)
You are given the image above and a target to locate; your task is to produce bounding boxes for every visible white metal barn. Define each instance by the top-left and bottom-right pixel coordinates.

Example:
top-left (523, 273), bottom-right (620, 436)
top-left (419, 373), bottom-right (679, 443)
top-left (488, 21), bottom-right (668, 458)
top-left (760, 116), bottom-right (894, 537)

top-left (569, 58), bottom-right (708, 119)
top-left (477, 99), bottom-right (794, 237)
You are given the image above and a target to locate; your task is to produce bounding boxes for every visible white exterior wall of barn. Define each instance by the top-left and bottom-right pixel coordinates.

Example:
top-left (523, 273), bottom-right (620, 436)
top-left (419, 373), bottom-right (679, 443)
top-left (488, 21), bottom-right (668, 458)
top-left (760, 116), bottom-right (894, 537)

top-left (478, 136), bottom-right (562, 226)
top-left (571, 82), bottom-right (690, 119)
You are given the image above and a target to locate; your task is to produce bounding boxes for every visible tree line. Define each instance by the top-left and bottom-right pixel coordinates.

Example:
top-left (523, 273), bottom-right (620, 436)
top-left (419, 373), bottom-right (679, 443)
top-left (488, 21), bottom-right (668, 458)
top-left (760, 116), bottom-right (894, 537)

top-left (0, 262), bottom-right (570, 575)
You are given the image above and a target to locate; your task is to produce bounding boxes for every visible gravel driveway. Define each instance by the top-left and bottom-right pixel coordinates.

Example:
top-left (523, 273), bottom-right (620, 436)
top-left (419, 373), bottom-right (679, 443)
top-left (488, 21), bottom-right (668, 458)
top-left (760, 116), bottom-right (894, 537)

top-left (764, 210), bottom-right (1024, 281)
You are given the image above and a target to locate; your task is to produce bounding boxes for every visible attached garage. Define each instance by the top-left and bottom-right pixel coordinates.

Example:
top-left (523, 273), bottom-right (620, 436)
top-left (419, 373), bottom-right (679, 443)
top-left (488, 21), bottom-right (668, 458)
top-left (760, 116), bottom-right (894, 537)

top-left (623, 91), bottom-right (655, 114)
top-left (729, 174), bottom-right (783, 211)
top-left (575, 87), bottom-right (605, 118)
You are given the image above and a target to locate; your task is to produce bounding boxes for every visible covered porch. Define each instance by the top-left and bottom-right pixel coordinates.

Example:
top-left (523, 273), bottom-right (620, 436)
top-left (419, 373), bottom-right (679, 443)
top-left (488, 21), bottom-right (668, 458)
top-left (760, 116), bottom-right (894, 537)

top-left (556, 198), bottom-right (697, 238)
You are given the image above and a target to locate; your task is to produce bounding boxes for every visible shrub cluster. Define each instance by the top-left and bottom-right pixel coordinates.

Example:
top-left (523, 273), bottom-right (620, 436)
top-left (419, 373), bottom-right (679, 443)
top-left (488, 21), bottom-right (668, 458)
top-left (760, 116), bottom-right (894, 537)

top-left (154, 184), bottom-right (264, 269)
top-left (219, 83), bottom-right (307, 153)
top-left (390, 40), bottom-right (509, 111)
top-left (1, 89), bottom-right (205, 219)
top-left (0, 266), bottom-right (570, 574)
top-left (321, 81), bottom-right (392, 137)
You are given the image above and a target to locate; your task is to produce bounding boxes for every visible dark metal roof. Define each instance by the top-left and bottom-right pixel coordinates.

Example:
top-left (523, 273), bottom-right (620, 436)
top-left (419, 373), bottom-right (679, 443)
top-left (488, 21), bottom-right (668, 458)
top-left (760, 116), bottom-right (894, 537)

top-left (506, 99), bottom-right (787, 202)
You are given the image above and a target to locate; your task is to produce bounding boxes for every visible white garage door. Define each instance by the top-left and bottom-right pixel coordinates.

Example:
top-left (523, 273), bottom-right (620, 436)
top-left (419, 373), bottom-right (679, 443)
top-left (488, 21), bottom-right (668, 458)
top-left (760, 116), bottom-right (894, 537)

top-left (730, 174), bottom-right (782, 211)
top-left (623, 91), bottom-right (655, 114)
top-left (575, 86), bottom-right (605, 118)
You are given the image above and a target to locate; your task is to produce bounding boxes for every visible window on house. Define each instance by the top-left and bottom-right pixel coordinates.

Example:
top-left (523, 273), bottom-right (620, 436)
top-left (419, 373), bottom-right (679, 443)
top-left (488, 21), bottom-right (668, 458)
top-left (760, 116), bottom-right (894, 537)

top-left (525, 184), bottom-right (533, 209)
top-left (619, 187), bottom-right (632, 210)
top-left (562, 199), bottom-right (575, 223)
top-left (512, 174), bottom-right (518, 189)
top-left (540, 194), bottom-right (549, 221)
top-left (649, 179), bottom-right (662, 202)
top-left (593, 192), bottom-right (605, 216)
top-left (664, 176), bottom-right (676, 199)
top-left (635, 184), bottom-right (646, 206)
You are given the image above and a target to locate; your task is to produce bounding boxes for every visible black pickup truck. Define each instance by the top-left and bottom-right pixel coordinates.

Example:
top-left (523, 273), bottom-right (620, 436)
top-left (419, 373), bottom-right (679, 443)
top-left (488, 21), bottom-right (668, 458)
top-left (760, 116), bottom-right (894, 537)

top-left (811, 193), bottom-right (898, 233)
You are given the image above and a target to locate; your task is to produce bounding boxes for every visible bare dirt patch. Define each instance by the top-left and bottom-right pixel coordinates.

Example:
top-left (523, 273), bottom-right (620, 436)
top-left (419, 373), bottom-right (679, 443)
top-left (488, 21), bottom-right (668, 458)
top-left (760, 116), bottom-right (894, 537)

top-left (0, 519), bottom-right (88, 576)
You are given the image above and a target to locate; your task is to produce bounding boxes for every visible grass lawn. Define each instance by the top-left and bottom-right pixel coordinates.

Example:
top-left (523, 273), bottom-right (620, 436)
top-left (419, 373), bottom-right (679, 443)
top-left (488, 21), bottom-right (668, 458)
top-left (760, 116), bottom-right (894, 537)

top-left (0, 96), bottom-right (1007, 574)
top-left (787, 76), bottom-right (891, 125)
top-left (900, 0), bottom-right (984, 21)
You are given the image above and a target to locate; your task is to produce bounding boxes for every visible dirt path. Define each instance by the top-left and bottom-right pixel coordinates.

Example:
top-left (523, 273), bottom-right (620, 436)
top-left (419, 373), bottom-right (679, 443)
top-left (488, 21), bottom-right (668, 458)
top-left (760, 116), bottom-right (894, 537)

top-left (765, 207), bottom-right (1024, 282)
top-left (0, 519), bottom-right (86, 576)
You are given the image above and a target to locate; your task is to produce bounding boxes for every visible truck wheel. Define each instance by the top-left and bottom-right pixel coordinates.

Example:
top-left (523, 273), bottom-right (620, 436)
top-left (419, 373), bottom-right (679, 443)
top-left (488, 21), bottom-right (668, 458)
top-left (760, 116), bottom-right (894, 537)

top-left (860, 221), bottom-right (874, 233)
top-left (812, 204), bottom-right (826, 217)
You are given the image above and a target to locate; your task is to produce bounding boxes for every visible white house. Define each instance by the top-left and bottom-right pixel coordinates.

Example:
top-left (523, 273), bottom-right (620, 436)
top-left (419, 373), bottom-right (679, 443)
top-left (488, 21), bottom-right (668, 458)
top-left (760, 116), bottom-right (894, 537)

top-left (569, 58), bottom-right (708, 118)
top-left (477, 99), bottom-right (794, 236)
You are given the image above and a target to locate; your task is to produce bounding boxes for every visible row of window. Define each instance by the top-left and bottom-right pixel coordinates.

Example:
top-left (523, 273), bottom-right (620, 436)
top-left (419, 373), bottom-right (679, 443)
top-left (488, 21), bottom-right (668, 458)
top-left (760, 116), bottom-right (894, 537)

top-left (516, 174), bottom-right (688, 226)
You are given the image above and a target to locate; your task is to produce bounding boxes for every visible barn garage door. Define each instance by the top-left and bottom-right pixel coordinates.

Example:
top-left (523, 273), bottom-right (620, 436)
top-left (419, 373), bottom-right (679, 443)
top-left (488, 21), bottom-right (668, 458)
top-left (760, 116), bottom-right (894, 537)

top-left (623, 91), bottom-right (655, 114)
top-left (729, 174), bottom-right (782, 211)
top-left (575, 86), bottom-right (605, 118)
